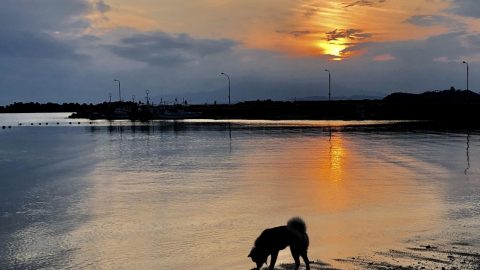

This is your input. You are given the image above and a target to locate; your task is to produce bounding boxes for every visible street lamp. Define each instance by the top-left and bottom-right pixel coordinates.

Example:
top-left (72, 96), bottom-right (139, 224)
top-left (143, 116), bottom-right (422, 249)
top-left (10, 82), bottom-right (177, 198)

top-left (324, 69), bottom-right (331, 101)
top-left (462, 61), bottom-right (469, 91)
top-left (220, 72), bottom-right (231, 105)
top-left (114, 79), bottom-right (122, 102)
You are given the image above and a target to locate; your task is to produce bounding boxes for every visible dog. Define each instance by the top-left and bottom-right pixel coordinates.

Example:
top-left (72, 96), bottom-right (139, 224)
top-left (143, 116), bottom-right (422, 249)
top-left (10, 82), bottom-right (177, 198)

top-left (248, 217), bottom-right (310, 270)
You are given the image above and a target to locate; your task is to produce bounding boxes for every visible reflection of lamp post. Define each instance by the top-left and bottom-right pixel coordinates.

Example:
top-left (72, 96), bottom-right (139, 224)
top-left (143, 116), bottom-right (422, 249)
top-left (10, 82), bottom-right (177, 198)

top-left (462, 61), bottom-right (469, 91)
top-left (324, 69), bottom-right (331, 101)
top-left (114, 79), bottom-right (122, 101)
top-left (220, 72), bottom-right (231, 105)
top-left (465, 131), bottom-right (470, 175)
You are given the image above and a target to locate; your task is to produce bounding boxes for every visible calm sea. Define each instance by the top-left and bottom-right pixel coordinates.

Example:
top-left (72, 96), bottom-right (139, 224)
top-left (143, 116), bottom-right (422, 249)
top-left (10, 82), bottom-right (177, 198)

top-left (0, 113), bottom-right (479, 269)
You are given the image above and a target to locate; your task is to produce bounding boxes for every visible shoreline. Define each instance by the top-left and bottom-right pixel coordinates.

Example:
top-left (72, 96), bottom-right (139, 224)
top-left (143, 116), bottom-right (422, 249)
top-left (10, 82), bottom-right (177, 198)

top-left (2, 88), bottom-right (480, 123)
top-left (273, 242), bottom-right (480, 269)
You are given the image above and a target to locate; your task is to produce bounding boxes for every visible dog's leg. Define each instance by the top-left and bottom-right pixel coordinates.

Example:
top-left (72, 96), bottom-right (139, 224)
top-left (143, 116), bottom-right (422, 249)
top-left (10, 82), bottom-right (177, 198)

top-left (301, 252), bottom-right (310, 270)
top-left (290, 247), bottom-right (301, 270)
top-left (269, 250), bottom-right (279, 270)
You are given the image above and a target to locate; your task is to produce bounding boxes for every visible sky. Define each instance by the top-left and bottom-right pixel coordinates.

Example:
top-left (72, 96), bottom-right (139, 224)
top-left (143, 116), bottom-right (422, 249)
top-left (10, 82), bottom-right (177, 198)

top-left (1, 0), bottom-right (480, 105)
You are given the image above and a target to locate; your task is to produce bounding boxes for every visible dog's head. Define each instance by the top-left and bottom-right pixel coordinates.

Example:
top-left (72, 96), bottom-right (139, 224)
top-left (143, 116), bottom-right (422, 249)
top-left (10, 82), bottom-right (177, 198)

top-left (248, 246), bottom-right (268, 269)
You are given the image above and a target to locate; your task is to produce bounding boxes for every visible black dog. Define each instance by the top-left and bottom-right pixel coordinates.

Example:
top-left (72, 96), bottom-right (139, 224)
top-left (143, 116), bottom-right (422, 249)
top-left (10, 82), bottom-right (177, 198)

top-left (248, 217), bottom-right (310, 270)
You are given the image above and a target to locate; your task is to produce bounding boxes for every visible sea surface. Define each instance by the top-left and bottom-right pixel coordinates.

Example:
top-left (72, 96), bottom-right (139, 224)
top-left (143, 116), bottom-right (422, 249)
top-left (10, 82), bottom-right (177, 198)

top-left (0, 113), bottom-right (479, 269)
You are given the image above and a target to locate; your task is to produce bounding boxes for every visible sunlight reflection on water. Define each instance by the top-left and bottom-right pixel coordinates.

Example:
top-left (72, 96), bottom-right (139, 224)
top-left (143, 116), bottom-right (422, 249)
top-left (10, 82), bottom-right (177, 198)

top-left (0, 115), bottom-right (479, 269)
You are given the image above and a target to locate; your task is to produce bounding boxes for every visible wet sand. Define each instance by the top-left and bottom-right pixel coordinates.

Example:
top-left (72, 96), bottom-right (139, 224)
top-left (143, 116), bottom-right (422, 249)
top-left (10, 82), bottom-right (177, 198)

top-left (262, 242), bottom-right (480, 269)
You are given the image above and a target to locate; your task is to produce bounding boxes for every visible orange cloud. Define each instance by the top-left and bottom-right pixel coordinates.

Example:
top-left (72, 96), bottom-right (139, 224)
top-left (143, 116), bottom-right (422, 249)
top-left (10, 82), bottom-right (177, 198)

top-left (373, 53), bottom-right (395, 61)
top-left (86, 0), bottom-right (477, 60)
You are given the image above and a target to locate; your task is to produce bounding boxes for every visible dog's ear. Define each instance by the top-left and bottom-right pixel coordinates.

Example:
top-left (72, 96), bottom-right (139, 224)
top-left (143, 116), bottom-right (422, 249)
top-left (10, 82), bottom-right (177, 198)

top-left (248, 246), bottom-right (255, 257)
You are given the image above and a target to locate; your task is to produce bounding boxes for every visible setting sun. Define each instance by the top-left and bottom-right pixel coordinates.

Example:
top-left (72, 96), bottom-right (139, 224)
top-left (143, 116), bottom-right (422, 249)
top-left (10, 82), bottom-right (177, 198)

top-left (316, 39), bottom-right (347, 60)
top-left (2, 0), bottom-right (480, 269)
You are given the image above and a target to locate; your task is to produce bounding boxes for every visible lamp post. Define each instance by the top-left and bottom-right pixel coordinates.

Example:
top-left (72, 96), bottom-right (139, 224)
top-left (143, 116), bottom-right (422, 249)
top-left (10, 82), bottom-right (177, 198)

top-left (462, 61), bottom-right (469, 91)
top-left (220, 72), bottom-right (231, 105)
top-left (145, 90), bottom-right (150, 106)
top-left (114, 79), bottom-right (122, 101)
top-left (324, 69), bottom-right (331, 101)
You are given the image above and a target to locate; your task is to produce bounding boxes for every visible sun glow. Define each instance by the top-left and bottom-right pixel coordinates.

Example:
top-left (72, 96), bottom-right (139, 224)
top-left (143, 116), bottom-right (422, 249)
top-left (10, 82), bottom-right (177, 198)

top-left (316, 39), bottom-right (347, 61)
top-left (286, 0), bottom-right (453, 59)
top-left (327, 132), bottom-right (346, 182)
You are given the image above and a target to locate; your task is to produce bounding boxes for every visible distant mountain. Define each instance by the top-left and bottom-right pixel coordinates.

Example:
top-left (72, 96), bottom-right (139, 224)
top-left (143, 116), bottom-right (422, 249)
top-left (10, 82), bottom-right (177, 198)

top-left (384, 89), bottom-right (480, 103)
top-left (294, 95), bottom-right (382, 101)
top-left (149, 91), bottom-right (383, 105)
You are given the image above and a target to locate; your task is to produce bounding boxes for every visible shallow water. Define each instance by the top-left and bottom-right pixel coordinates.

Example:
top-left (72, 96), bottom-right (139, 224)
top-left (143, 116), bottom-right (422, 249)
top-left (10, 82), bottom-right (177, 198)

top-left (0, 113), bottom-right (479, 269)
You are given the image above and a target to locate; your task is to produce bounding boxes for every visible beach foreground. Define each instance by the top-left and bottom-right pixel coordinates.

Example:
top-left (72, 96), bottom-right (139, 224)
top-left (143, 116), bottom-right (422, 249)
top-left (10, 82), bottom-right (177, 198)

top-left (271, 242), bottom-right (480, 269)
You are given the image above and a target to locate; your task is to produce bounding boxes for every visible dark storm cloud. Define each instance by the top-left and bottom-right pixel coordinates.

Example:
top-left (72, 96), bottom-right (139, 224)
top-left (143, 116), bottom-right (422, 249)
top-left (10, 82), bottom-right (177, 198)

top-left (325, 29), bottom-right (372, 41)
top-left (106, 32), bottom-right (240, 66)
top-left (447, 0), bottom-right (480, 18)
top-left (343, 0), bottom-right (386, 8)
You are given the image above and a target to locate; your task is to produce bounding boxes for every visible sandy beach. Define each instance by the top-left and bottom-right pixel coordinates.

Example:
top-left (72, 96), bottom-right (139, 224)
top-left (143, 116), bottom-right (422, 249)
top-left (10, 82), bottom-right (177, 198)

top-left (267, 242), bottom-right (480, 269)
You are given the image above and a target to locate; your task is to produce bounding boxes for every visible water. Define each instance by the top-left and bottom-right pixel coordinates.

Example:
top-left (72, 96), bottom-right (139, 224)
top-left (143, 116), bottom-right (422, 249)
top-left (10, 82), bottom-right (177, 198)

top-left (1, 113), bottom-right (479, 269)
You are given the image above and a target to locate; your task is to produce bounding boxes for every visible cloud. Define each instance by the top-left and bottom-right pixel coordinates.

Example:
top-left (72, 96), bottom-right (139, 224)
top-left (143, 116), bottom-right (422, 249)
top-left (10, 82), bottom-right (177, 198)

top-left (276, 29), bottom-right (322, 38)
top-left (433, 56), bottom-right (452, 63)
top-left (95, 0), bottom-right (111, 14)
top-left (364, 31), bottom-right (467, 63)
top-left (325, 29), bottom-right (372, 41)
top-left (303, 7), bottom-right (318, 18)
top-left (1, 0), bottom-right (480, 105)
top-left (0, 1), bottom-right (89, 60)
top-left (405, 15), bottom-right (463, 28)
top-left (105, 32), bottom-right (239, 66)
top-left (373, 54), bottom-right (395, 62)
top-left (465, 34), bottom-right (480, 48)
top-left (344, 0), bottom-right (386, 8)
top-left (298, 2), bottom-right (322, 18)
top-left (446, 0), bottom-right (480, 18)
top-left (0, 0), bottom-right (95, 105)
top-left (0, 30), bottom-right (84, 60)
top-left (0, 0), bottom-right (90, 32)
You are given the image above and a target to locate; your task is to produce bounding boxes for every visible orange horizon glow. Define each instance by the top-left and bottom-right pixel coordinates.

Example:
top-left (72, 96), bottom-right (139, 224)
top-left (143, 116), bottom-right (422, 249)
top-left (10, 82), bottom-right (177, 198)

top-left (86, 0), bottom-right (474, 60)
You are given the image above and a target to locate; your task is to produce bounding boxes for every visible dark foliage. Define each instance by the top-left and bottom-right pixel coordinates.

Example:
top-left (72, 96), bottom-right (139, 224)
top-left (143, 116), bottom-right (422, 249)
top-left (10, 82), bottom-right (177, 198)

top-left (1, 89), bottom-right (479, 125)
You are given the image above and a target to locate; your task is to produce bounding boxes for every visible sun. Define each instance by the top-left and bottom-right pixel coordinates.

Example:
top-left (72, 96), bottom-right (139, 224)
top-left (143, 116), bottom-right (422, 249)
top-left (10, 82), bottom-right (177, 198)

top-left (316, 38), bottom-right (348, 61)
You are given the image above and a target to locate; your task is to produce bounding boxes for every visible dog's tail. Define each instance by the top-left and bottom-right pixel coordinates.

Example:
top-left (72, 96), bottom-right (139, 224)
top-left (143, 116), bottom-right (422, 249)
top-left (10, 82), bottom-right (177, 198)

top-left (287, 216), bottom-right (306, 234)
top-left (287, 217), bottom-right (309, 248)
